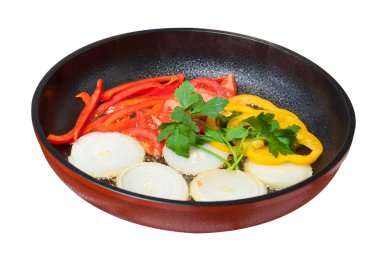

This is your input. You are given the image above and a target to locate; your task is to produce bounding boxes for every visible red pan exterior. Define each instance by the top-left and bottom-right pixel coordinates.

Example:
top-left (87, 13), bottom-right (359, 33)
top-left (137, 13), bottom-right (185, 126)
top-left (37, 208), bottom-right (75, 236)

top-left (37, 134), bottom-right (342, 233)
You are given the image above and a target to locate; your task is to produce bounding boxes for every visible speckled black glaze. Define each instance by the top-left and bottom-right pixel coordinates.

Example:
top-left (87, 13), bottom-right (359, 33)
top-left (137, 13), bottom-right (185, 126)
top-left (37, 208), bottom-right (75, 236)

top-left (32, 28), bottom-right (355, 206)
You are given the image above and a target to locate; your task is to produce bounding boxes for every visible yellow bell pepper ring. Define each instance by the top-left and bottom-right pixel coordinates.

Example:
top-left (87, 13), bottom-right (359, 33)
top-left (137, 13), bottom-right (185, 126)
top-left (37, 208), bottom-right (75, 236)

top-left (227, 95), bottom-right (303, 121)
top-left (210, 141), bottom-right (231, 153)
top-left (229, 94), bottom-right (279, 110)
top-left (207, 94), bottom-right (323, 166)
top-left (244, 129), bottom-right (323, 165)
top-left (227, 111), bottom-right (307, 130)
top-left (206, 117), bottom-right (219, 130)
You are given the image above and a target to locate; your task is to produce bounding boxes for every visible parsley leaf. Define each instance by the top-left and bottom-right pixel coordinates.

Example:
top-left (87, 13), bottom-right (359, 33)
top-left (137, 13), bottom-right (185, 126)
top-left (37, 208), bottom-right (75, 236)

top-left (244, 112), bottom-right (300, 157)
top-left (166, 130), bottom-right (191, 158)
top-left (157, 122), bottom-right (178, 142)
top-left (192, 97), bottom-right (229, 117)
top-left (174, 81), bottom-right (203, 109)
top-left (202, 129), bottom-right (224, 143)
top-left (170, 106), bottom-right (188, 122)
top-left (216, 111), bottom-right (242, 128)
top-left (224, 126), bottom-right (246, 141)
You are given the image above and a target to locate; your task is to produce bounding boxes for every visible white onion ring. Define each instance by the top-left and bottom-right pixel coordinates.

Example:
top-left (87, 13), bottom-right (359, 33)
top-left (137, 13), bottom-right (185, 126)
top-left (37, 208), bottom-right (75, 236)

top-left (68, 132), bottom-right (145, 177)
top-left (244, 159), bottom-right (313, 190)
top-left (163, 144), bottom-right (229, 176)
top-left (190, 169), bottom-right (267, 201)
top-left (116, 162), bottom-right (189, 201)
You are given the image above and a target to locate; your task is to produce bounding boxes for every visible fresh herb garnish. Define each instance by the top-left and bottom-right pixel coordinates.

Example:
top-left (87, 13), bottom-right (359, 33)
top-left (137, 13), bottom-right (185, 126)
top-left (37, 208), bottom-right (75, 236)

top-left (157, 81), bottom-right (229, 158)
top-left (157, 81), bottom-right (300, 170)
top-left (243, 113), bottom-right (300, 157)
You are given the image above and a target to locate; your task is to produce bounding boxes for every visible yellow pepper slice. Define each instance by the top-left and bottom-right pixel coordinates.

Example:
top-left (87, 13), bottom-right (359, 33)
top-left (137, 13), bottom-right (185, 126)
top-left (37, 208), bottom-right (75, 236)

top-left (226, 111), bottom-right (322, 165)
top-left (243, 128), bottom-right (323, 165)
top-left (229, 94), bottom-right (279, 111)
top-left (210, 141), bottom-right (231, 153)
top-left (227, 111), bottom-right (306, 130)
top-left (207, 94), bottom-right (323, 165)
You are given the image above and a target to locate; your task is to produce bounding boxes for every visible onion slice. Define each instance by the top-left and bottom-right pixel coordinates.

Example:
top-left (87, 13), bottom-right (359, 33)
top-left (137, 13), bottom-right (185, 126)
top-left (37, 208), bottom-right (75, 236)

top-left (163, 144), bottom-right (229, 176)
top-left (116, 162), bottom-right (189, 200)
top-left (68, 132), bottom-right (145, 177)
top-left (244, 159), bottom-right (313, 190)
top-left (190, 169), bottom-right (267, 201)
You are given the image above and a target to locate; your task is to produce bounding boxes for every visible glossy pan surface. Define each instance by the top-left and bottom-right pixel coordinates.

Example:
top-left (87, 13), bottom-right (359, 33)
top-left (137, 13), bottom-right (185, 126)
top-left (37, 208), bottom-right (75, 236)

top-left (32, 28), bottom-right (355, 232)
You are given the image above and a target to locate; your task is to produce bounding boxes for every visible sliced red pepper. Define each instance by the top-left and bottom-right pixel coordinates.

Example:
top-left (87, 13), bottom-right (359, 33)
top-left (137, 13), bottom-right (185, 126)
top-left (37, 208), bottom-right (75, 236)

top-left (146, 102), bottom-right (164, 116)
top-left (144, 73), bottom-right (184, 96)
top-left (104, 94), bottom-right (172, 115)
top-left (103, 98), bottom-right (168, 126)
top-left (101, 74), bottom-right (182, 101)
top-left (47, 91), bottom-right (93, 145)
top-left (47, 129), bottom-right (74, 145)
top-left (92, 82), bottom-right (162, 119)
top-left (165, 73), bottom-right (185, 86)
top-left (75, 92), bottom-right (91, 105)
top-left (122, 128), bottom-right (164, 157)
top-left (73, 79), bottom-right (103, 141)
top-left (92, 117), bottom-right (137, 133)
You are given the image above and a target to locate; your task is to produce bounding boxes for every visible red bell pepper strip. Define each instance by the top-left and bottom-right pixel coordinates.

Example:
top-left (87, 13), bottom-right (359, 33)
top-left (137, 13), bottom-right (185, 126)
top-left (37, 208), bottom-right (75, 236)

top-left (47, 129), bottom-right (74, 145)
top-left (103, 98), bottom-right (168, 126)
top-left (144, 73), bottom-right (184, 96)
top-left (92, 82), bottom-right (162, 119)
top-left (73, 79), bottom-right (103, 141)
top-left (92, 117), bottom-right (138, 133)
top-left (146, 102), bottom-right (164, 116)
top-left (104, 94), bottom-right (172, 115)
top-left (75, 92), bottom-right (91, 106)
top-left (165, 73), bottom-right (185, 86)
top-left (101, 75), bottom-right (181, 101)
top-left (144, 84), bottom-right (177, 96)
top-left (47, 87), bottom-right (100, 144)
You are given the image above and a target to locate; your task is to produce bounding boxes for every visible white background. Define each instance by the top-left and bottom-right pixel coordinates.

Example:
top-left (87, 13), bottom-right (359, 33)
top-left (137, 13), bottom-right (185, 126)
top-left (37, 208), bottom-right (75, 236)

top-left (1, 0), bottom-right (378, 252)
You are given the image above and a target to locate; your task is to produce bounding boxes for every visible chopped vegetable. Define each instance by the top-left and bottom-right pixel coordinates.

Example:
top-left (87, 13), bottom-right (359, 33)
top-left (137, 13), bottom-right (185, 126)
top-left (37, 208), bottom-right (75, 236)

top-left (100, 74), bottom-right (183, 101)
top-left (123, 128), bottom-right (164, 157)
top-left (68, 132), bottom-right (145, 177)
top-left (244, 159), bottom-right (312, 190)
top-left (215, 74), bottom-right (237, 98)
top-left (73, 79), bottom-right (103, 140)
top-left (93, 82), bottom-right (162, 119)
top-left (190, 169), bottom-right (267, 201)
top-left (116, 162), bottom-right (189, 200)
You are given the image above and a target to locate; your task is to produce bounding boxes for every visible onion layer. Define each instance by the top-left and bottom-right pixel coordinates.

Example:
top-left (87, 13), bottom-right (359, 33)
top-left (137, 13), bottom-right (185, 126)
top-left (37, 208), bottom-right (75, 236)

top-left (190, 169), bottom-right (267, 201)
top-left (244, 159), bottom-right (312, 190)
top-left (68, 132), bottom-right (145, 177)
top-left (163, 144), bottom-right (229, 176)
top-left (116, 162), bottom-right (189, 200)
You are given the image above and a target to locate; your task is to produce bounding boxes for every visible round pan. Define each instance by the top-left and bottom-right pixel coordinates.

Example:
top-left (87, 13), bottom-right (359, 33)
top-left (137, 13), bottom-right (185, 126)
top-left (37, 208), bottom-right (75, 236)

top-left (31, 28), bottom-right (355, 232)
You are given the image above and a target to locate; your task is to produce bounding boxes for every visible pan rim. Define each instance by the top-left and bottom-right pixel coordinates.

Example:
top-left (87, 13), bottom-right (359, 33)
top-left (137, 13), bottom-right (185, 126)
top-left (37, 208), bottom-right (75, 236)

top-left (31, 27), bottom-right (356, 207)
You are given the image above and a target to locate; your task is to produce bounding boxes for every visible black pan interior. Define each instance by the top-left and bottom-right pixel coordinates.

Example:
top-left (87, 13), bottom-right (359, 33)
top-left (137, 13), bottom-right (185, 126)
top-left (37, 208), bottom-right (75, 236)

top-left (35, 29), bottom-right (354, 178)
